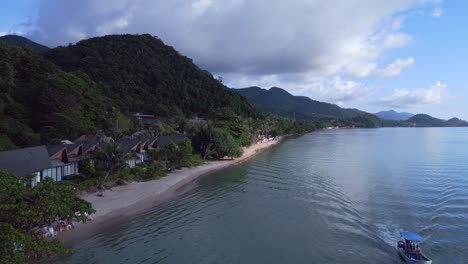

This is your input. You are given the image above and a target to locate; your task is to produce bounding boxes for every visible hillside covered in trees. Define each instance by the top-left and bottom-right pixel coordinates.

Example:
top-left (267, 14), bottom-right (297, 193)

top-left (0, 34), bottom-right (260, 150)
top-left (47, 34), bottom-right (256, 117)
top-left (406, 114), bottom-right (468, 127)
top-left (0, 42), bottom-right (110, 149)
top-left (0, 35), bottom-right (50, 52)
top-left (235, 86), bottom-right (366, 120)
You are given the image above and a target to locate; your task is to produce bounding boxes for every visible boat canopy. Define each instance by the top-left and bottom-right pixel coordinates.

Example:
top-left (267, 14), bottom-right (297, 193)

top-left (400, 232), bottom-right (423, 242)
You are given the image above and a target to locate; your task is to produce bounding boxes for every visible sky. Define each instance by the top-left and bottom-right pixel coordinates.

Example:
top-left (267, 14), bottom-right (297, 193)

top-left (1, 0), bottom-right (467, 119)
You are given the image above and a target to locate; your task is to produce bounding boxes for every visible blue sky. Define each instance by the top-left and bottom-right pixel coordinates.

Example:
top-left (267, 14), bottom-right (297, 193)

top-left (1, 0), bottom-right (467, 119)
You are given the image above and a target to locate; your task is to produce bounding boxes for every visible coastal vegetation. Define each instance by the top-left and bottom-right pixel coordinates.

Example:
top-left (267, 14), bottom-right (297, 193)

top-left (0, 170), bottom-right (94, 263)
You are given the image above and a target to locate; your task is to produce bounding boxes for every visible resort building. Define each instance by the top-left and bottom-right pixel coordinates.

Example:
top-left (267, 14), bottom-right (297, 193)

top-left (0, 135), bottom-right (189, 186)
top-left (0, 146), bottom-right (52, 187)
top-left (120, 138), bottom-right (145, 168)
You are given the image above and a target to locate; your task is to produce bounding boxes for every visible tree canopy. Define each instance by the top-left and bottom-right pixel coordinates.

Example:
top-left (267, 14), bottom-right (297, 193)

top-left (0, 170), bottom-right (94, 263)
top-left (47, 34), bottom-right (257, 118)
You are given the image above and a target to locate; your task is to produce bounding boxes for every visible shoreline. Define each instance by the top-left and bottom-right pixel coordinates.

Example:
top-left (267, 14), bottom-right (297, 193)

top-left (59, 138), bottom-right (282, 245)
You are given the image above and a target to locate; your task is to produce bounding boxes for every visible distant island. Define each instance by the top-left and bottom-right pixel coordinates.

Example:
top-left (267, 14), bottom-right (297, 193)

top-left (406, 114), bottom-right (468, 127)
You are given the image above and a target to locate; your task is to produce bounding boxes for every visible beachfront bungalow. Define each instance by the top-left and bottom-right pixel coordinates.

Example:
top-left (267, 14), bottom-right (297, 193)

top-left (120, 138), bottom-right (145, 168)
top-left (143, 137), bottom-right (158, 161)
top-left (74, 136), bottom-right (100, 154)
top-left (0, 146), bottom-right (52, 187)
top-left (43, 145), bottom-right (80, 182)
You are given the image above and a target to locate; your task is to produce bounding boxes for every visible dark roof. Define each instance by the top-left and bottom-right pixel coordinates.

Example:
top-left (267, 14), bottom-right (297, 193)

top-left (119, 138), bottom-right (143, 152)
top-left (82, 140), bottom-right (99, 152)
top-left (0, 146), bottom-right (51, 176)
top-left (65, 143), bottom-right (82, 153)
top-left (46, 145), bottom-right (67, 156)
top-left (157, 135), bottom-right (188, 149)
top-left (146, 137), bottom-right (158, 143)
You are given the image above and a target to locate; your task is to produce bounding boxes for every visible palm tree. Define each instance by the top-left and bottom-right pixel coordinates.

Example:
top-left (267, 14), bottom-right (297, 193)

top-left (98, 141), bottom-right (133, 196)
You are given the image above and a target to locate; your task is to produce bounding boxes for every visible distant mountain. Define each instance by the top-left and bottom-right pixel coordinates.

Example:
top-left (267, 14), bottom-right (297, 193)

top-left (375, 110), bottom-right (414, 121)
top-left (0, 35), bottom-right (49, 52)
top-left (446, 117), bottom-right (468, 126)
top-left (235, 86), bottom-right (366, 119)
top-left (406, 114), bottom-right (468, 127)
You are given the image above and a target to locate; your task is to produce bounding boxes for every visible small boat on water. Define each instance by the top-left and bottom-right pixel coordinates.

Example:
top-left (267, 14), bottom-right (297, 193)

top-left (397, 232), bottom-right (432, 264)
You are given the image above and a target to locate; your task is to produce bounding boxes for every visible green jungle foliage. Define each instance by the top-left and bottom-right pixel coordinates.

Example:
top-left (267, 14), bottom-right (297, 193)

top-left (0, 43), bottom-right (110, 149)
top-left (47, 34), bottom-right (257, 117)
top-left (123, 163), bottom-right (167, 182)
top-left (235, 86), bottom-right (366, 119)
top-left (336, 113), bottom-right (383, 128)
top-left (155, 139), bottom-right (204, 170)
top-left (191, 108), bottom-right (320, 159)
top-left (0, 170), bottom-right (94, 263)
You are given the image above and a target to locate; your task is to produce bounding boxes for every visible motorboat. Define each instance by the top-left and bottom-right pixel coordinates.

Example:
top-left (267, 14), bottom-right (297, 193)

top-left (397, 232), bottom-right (432, 264)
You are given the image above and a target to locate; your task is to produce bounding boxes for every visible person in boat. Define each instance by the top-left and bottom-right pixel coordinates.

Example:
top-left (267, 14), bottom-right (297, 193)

top-left (415, 244), bottom-right (421, 259)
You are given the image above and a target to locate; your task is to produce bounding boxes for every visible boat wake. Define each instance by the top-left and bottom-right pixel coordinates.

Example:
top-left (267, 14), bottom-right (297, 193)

top-left (376, 223), bottom-right (401, 248)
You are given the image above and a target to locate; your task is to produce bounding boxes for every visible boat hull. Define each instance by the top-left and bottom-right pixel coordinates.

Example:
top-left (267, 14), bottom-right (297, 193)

top-left (397, 248), bottom-right (432, 264)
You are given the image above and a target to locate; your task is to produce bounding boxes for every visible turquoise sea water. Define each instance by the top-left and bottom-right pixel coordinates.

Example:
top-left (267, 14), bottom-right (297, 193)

top-left (57, 128), bottom-right (468, 263)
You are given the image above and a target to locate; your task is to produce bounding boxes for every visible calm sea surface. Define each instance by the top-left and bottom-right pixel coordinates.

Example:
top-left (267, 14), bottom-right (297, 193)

top-left (57, 128), bottom-right (468, 263)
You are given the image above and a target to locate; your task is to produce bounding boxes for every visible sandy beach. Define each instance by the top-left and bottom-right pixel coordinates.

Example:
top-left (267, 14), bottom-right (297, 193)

top-left (60, 138), bottom-right (281, 244)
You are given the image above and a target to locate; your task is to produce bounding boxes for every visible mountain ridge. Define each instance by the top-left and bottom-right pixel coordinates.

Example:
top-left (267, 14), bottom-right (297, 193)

top-left (235, 86), bottom-right (366, 120)
top-left (0, 35), bottom-right (50, 52)
top-left (375, 110), bottom-right (414, 121)
top-left (407, 114), bottom-right (468, 127)
top-left (47, 34), bottom-right (256, 117)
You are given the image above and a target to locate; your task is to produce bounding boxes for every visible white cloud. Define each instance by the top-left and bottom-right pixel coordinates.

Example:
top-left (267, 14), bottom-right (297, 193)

top-left (345, 57), bottom-right (415, 78)
top-left (231, 74), bottom-right (376, 105)
top-left (379, 81), bottom-right (447, 108)
top-left (22, 0), bottom-right (439, 104)
top-left (432, 6), bottom-right (444, 17)
top-left (374, 57), bottom-right (415, 77)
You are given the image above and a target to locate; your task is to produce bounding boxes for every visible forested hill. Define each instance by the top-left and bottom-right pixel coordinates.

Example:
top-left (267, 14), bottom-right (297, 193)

top-left (0, 35), bottom-right (50, 52)
top-left (407, 114), bottom-right (468, 127)
top-left (47, 34), bottom-right (256, 117)
top-left (235, 86), bottom-right (366, 120)
top-left (0, 43), bottom-right (109, 149)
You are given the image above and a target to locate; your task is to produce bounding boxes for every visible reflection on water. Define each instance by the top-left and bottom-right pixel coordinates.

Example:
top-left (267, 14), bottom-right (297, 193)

top-left (57, 128), bottom-right (468, 264)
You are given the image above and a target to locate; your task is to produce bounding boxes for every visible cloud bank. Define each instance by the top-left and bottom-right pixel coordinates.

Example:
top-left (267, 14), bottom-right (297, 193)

top-left (31, 1), bottom-right (422, 76)
top-left (22, 0), bottom-right (440, 104)
top-left (379, 81), bottom-right (447, 108)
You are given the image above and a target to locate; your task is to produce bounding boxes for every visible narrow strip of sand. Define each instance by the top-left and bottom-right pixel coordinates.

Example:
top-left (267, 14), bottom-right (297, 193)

top-left (59, 138), bottom-right (281, 245)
